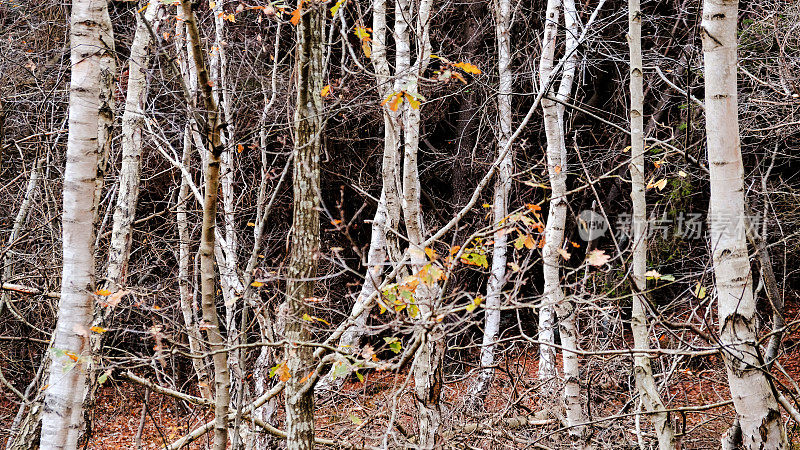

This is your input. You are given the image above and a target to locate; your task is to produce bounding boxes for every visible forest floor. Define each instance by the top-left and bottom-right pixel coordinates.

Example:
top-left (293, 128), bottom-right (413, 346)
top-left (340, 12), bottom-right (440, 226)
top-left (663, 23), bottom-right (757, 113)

top-left (2, 299), bottom-right (798, 449)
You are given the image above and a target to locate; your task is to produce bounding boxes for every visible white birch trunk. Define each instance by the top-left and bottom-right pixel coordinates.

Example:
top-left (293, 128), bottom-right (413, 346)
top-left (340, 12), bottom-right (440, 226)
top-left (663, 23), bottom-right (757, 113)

top-left (701, 0), bottom-right (786, 447)
top-left (396, 0), bottom-right (443, 444)
top-left (468, 0), bottom-right (513, 407)
top-left (39, 0), bottom-right (113, 447)
top-left (105, 0), bottom-right (161, 288)
top-left (317, 0), bottom-right (404, 391)
top-left (537, 0), bottom-right (561, 385)
top-left (628, 0), bottom-right (677, 447)
top-left (540, 0), bottom-right (589, 444)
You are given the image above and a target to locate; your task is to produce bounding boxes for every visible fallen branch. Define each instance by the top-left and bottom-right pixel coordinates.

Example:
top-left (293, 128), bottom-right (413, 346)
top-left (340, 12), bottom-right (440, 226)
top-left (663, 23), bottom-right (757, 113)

top-left (119, 371), bottom-right (211, 407)
top-left (0, 283), bottom-right (59, 299)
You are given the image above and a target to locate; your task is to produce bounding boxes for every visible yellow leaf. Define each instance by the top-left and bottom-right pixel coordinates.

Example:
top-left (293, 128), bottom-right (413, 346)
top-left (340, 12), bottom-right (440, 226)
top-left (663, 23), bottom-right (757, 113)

top-left (95, 289), bottom-right (112, 296)
top-left (645, 270), bottom-right (661, 280)
top-left (678, 170), bottom-right (688, 178)
top-left (424, 247), bottom-right (436, 260)
top-left (622, 145), bottom-right (631, 153)
top-left (655, 178), bottom-right (668, 191)
top-left (466, 296), bottom-right (483, 312)
top-left (694, 282), bottom-right (707, 299)
top-left (90, 326), bottom-right (108, 334)
top-left (330, 0), bottom-right (346, 16)
top-left (321, 85), bottom-right (331, 98)
top-left (137, 3), bottom-right (150, 14)
top-left (302, 314), bottom-right (330, 325)
top-left (508, 262), bottom-right (520, 272)
top-left (251, 281), bottom-right (264, 287)
top-left (354, 26), bottom-right (371, 41)
top-left (557, 248), bottom-right (571, 260)
top-left (361, 41), bottom-right (371, 58)
top-left (523, 234), bottom-right (535, 250)
top-left (405, 93), bottom-right (421, 109)
top-left (247, 222), bottom-right (256, 226)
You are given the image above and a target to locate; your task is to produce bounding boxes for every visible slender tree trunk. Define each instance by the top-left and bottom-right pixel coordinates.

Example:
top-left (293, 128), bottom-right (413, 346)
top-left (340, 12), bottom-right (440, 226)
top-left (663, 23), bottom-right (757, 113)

top-left (316, 0), bottom-right (402, 390)
top-left (173, 3), bottom-right (213, 403)
top-left (83, 3), bottom-right (163, 435)
top-left (540, 0), bottom-right (590, 445)
top-left (104, 0), bottom-right (161, 290)
top-left (701, 0), bottom-right (786, 447)
top-left (284, 0), bottom-right (324, 448)
top-left (39, 0), bottom-right (113, 447)
top-left (628, 1), bottom-right (677, 448)
top-left (394, 0), bottom-right (442, 444)
top-left (468, 0), bottom-right (513, 408)
top-left (181, 2), bottom-right (231, 448)
top-left (1, 158), bottom-right (43, 314)
top-left (537, 0), bottom-right (561, 385)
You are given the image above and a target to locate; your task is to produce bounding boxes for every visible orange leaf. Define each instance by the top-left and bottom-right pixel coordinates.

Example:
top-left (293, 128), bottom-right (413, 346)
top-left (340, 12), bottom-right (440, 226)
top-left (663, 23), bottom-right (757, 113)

top-left (424, 247), bottom-right (437, 260)
top-left (321, 85), bottom-right (331, 98)
top-left (290, 3), bottom-right (303, 25)
top-left (65, 351), bottom-right (79, 362)
top-left (452, 72), bottom-right (467, 84)
top-left (95, 289), bottom-right (112, 296)
top-left (525, 203), bottom-right (542, 213)
top-left (237, 144), bottom-right (244, 153)
top-left (278, 364), bottom-right (291, 382)
top-left (90, 326), bottom-right (108, 334)
top-left (454, 62), bottom-right (481, 75)
top-left (388, 92), bottom-right (403, 111)
top-left (523, 234), bottom-right (535, 250)
top-left (553, 165), bottom-right (562, 174)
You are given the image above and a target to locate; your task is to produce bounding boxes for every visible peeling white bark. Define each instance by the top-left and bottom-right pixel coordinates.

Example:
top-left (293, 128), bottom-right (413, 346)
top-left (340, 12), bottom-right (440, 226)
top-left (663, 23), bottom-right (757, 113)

top-left (40, 0), bottom-right (113, 447)
top-left (701, 0), bottom-right (786, 447)
top-left (537, 0), bottom-right (561, 385)
top-left (469, 0), bottom-right (513, 408)
top-left (628, 0), bottom-right (677, 447)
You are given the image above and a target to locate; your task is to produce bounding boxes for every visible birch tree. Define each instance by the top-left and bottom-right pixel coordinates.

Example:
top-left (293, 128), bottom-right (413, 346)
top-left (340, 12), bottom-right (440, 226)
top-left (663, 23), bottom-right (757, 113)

top-left (104, 1), bottom-right (161, 290)
top-left (537, 0), bottom-right (561, 385)
top-left (627, 0), bottom-right (677, 447)
top-left (539, 0), bottom-right (590, 444)
top-left (39, 0), bottom-right (114, 447)
top-left (317, 0), bottom-right (403, 392)
top-left (701, 0), bottom-right (786, 447)
top-left (468, 0), bottom-right (513, 408)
